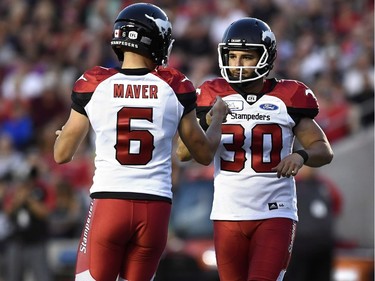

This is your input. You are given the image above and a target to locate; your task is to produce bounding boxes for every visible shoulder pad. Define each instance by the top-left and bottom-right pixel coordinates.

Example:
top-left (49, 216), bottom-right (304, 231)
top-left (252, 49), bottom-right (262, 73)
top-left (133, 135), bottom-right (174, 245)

top-left (73, 66), bottom-right (118, 94)
top-left (152, 66), bottom-right (195, 94)
top-left (197, 78), bottom-right (234, 106)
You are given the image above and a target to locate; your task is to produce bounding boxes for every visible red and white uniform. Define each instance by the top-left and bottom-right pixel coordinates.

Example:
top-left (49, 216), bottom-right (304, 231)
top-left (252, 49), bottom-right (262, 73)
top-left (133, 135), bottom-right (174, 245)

top-left (71, 66), bottom-right (196, 281)
top-left (196, 78), bottom-right (319, 222)
top-left (72, 66), bottom-right (196, 201)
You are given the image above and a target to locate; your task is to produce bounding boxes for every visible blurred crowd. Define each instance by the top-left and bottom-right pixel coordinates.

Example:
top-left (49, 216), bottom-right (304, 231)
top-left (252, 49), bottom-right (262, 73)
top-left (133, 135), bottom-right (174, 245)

top-left (0, 0), bottom-right (373, 279)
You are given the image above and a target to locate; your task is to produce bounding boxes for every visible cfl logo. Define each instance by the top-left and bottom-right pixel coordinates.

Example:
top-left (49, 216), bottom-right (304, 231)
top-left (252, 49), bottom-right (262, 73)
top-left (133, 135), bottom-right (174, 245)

top-left (128, 31), bottom-right (138, 39)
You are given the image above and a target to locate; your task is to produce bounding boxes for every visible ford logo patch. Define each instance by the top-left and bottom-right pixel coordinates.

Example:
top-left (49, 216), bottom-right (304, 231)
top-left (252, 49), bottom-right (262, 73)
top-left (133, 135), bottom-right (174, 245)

top-left (259, 103), bottom-right (279, 111)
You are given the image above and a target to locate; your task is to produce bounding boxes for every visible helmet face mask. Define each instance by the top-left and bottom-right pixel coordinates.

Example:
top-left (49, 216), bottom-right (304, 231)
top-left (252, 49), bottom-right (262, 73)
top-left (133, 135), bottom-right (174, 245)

top-left (111, 3), bottom-right (174, 66)
top-left (218, 18), bottom-right (277, 84)
top-left (218, 43), bottom-right (269, 83)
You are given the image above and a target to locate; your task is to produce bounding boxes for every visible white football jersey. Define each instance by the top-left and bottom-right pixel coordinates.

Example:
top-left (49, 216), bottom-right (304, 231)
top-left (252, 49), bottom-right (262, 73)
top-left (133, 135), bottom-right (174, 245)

top-left (71, 66), bottom-right (196, 200)
top-left (196, 78), bottom-right (319, 221)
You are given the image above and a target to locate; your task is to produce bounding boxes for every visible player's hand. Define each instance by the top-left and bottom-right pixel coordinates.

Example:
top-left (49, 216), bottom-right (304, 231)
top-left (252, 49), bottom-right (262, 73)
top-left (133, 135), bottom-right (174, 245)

top-left (208, 96), bottom-right (230, 124)
top-left (55, 126), bottom-right (64, 138)
top-left (271, 153), bottom-right (305, 178)
top-left (206, 112), bottom-right (212, 126)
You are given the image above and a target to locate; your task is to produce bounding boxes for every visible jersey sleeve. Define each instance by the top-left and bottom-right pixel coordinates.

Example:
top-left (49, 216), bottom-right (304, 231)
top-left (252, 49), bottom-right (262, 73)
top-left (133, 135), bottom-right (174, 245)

top-left (176, 91), bottom-right (197, 116)
top-left (71, 66), bottom-right (118, 115)
top-left (273, 80), bottom-right (319, 124)
top-left (196, 82), bottom-right (215, 130)
top-left (196, 78), bottom-right (233, 130)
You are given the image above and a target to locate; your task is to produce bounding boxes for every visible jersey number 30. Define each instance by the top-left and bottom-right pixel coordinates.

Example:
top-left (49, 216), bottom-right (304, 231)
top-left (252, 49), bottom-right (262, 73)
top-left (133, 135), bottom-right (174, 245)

top-left (221, 123), bottom-right (282, 173)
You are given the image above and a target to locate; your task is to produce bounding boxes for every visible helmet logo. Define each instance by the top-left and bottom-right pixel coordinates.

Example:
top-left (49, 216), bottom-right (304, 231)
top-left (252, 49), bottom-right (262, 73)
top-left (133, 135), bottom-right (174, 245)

top-left (128, 31), bottom-right (138, 39)
top-left (262, 30), bottom-right (275, 42)
top-left (145, 14), bottom-right (171, 38)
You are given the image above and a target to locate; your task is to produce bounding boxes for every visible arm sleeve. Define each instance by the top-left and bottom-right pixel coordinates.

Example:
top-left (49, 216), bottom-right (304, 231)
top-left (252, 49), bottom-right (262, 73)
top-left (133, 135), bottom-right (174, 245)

top-left (176, 91), bottom-right (197, 116)
top-left (196, 106), bottom-right (211, 131)
top-left (71, 91), bottom-right (93, 116)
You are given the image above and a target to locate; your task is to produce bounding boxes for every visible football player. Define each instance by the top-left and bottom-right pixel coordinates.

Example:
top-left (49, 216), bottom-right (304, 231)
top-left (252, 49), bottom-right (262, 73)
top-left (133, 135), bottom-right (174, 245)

top-left (53, 3), bottom-right (228, 281)
top-left (177, 17), bottom-right (333, 281)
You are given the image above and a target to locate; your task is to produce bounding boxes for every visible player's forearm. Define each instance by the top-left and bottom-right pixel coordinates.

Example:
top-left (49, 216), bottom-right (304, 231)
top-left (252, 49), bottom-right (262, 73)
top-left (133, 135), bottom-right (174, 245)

top-left (54, 138), bottom-right (76, 164)
top-left (205, 115), bottom-right (223, 153)
top-left (301, 140), bottom-right (334, 167)
top-left (54, 110), bottom-right (90, 164)
top-left (177, 100), bottom-right (228, 165)
top-left (176, 115), bottom-right (220, 162)
top-left (26, 198), bottom-right (50, 219)
top-left (187, 138), bottom-right (216, 166)
top-left (180, 125), bottom-right (219, 165)
top-left (54, 130), bottom-right (85, 164)
top-left (176, 137), bottom-right (193, 162)
top-left (195, 114), bottom-right (225, 165)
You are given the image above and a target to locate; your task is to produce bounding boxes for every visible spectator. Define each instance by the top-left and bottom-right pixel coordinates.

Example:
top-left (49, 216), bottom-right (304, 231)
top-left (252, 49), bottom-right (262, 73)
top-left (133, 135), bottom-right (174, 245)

top-left (0, 133), bottom-right (28, 178)
top-left (0, 99), bottom-right (34, 151)
top-left (48, 179), bottom-right (85, 239)
top-left (172, 0), bottom-right (214, 73)
top-left (28, 87), bottom-right (68, 136)
top-left (3, 166), bottom-right (53, 281)
top-left (249, 0), bottom-right (281, 23)
top-left (331, 1), bottom-right (361, 37)
top-left (1, 59), bottom-right (45, 101)
top-left (209, 0), bottom-right (247, 45)
top-left (342, 51), bottom-right (374, 126)
top-left (314, 73), bottom-right (361, 143)
top-left (0, 174), bottom-right (13, 281)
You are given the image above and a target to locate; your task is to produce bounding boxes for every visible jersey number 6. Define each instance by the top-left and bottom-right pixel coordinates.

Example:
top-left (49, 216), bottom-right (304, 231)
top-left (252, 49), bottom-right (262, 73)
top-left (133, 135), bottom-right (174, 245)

top-left (115, 107), bottom-right (155, 165)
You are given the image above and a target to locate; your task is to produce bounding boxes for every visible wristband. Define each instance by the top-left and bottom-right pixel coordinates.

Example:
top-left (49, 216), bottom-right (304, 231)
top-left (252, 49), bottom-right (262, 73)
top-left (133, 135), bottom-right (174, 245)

top-left (294, 150), bottom-right (309, 163)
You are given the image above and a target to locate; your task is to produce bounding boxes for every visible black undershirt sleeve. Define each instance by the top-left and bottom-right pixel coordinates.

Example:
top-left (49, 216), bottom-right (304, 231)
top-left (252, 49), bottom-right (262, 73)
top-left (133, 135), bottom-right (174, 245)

top-left (71, 91), bottom-right (93, 116)
top-left (196, 106), bottom-right (211, 131)
top-left (176, 91), bottom-right (197, 116)
top-left (288, 107), bottom-right (319, 131)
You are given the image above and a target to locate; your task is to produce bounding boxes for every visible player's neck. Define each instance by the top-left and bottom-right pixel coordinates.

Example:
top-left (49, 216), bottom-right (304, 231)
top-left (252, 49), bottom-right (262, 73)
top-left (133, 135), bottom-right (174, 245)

top-left (242, 79), bottom-right (264, 95)
top-left (122, 52), bottom-right (156, 70)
